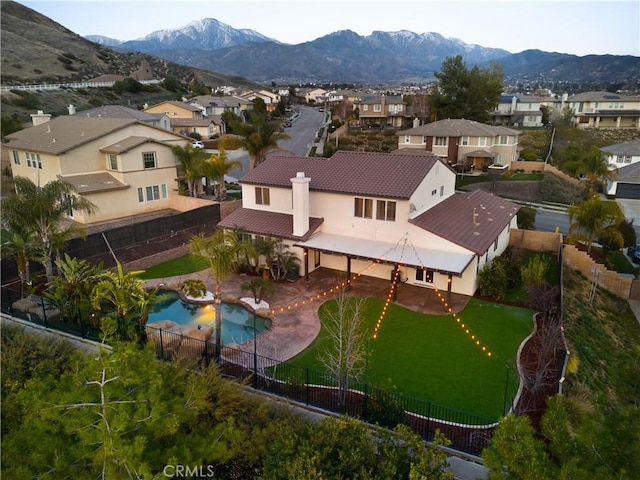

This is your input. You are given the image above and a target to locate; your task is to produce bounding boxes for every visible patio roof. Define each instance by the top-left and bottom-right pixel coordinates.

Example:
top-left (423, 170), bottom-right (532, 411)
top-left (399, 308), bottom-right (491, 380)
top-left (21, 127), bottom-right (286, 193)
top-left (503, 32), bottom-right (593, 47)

top-left (295, 232), bottom-right (474, 275)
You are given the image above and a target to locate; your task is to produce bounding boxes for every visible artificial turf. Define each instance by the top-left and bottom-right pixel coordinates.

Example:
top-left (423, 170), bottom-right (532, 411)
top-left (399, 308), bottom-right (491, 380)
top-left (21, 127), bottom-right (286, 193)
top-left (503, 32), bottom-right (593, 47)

top-left (138, 254), bottom-right (204, 279)
top-left (286, 297), bottom-right (534, 420)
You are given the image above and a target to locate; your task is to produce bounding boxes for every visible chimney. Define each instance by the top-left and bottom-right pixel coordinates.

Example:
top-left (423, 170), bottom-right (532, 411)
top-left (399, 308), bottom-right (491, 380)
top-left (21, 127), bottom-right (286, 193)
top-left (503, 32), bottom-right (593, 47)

top-left (290, 172), bottom-right (310, 237)
top-left (473, 207), bottom-right (479, 226)
top-left (67, 104), bottom-right (76, 115)
top-left (511, 96), bottom-right (517, 113)
top-left (412, 117), bottom-right (420, 128)
top-left (30, 110), bottom-right (51, 126)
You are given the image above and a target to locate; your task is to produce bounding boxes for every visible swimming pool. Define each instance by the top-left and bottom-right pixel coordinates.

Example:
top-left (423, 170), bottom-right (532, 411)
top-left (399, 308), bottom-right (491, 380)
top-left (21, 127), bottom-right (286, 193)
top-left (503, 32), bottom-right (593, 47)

top-left (148, 290), bottom-right (269, 345)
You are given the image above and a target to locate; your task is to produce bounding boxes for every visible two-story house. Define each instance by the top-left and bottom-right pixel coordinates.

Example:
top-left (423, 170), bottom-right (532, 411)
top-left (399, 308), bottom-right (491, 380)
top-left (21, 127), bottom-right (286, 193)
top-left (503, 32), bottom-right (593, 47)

top-left (355, 95), bottom-right (409, 128)
top-left (492, 94), bottom-right (543, 127)
top-left (563, 91), bottom-right (640, 129)
top-left (602, 139), bottom-right (640, 229)
top-left (218, 151), bottom-right (519, 297)
top-left (143, 100), bottom-right (224, 139)
top-left (239, 90), bottom-right (281, 112)
top-left (186, 95), bottom-right (252, 118)
top-left (4, 116), bottom-right (190, 224)
top-left (69, 104), bottom-right (173, 132)
top-left (397, 119), bottom-right (521, 170)
top-left (299, 87), bottom-right (327, 104)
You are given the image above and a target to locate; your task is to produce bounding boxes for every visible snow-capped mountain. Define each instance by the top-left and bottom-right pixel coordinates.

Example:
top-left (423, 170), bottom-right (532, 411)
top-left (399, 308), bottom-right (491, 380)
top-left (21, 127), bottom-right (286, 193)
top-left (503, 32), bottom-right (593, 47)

top-left (115, 18), bottom-right (277, 53)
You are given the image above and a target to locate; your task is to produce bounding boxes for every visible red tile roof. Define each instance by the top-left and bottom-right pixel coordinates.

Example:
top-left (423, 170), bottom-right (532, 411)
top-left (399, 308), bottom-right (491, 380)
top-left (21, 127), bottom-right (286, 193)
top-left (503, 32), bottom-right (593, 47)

top-left (218, 208), bottom-right (324, 241)
top-left (240, 151), bottom-right (444, 200)
top-left (410, 189), bottom-right (520, 254)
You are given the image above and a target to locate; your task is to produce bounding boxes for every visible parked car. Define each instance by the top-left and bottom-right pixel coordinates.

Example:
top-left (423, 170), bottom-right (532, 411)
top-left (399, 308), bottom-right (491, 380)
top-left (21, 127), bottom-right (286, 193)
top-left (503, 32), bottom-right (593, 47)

top-left (192, 140), bottom-right (204, 149)
top-left (627, 244), bottom-right (640, 263)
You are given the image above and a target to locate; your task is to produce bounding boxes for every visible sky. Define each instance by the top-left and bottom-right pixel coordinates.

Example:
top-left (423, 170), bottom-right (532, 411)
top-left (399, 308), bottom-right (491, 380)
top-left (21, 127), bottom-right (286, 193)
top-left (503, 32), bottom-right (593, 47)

top-left (16, 0), bottom-right (640, 57)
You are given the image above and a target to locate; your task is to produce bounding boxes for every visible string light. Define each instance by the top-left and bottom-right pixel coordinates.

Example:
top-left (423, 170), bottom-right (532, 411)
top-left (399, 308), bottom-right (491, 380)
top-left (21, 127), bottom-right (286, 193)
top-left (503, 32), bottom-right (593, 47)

top-left (264, 234), bottom-right (493, 357)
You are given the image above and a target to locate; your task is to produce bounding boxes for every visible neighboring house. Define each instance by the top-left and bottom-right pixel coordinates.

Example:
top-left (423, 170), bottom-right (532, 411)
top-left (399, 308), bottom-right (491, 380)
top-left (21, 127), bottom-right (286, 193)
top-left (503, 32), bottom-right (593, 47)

top-left (239, 90), bottom-right (281, 111)
top-left (600, 138), bottom-right (640, 167)
top-left (4, 116), bottom-right (190, 224)
top-left (355, 95), bottom-right (409, 128)
top-left (143, 100), bottom-right (203, 120)
top-left (218, 151), bottom-right (519, 297)
top-left (606, 162), bottom-right (640, 231)
top-left (69, 104), bottom-right (172, 131)
top-left (186, 95), bottom-right (252, 117)
top-left (171, 116), bottom-right (226, 139)
top-left (397, 119), bottom-right (521, 170)
top-left (602, 139), bottom-right (640, 230)
top-left (299, 87), bottom-right (327, 103)
top-left (327, 90), bottom-right (361, 104)
top-left (563, 91), bottom-right (640, 129)
top-left (492, 93), bottom-right (543, 127)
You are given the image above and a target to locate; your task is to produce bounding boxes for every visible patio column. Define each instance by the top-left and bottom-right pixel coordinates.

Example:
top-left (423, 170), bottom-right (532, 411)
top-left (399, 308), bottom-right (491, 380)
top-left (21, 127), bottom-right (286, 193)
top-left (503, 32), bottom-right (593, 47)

top-left (595, 116), bottom-right (600, 128)
top-left (391, 264), bottom-right (399, 301)
top-left (345, 256), bottom-right (352, 291)
top-left (304, 248), bottom-right (309, 281)
top-left (447, 274), bottom-right (453, 305)
top-left (616, 116), bottom-right (621, 128)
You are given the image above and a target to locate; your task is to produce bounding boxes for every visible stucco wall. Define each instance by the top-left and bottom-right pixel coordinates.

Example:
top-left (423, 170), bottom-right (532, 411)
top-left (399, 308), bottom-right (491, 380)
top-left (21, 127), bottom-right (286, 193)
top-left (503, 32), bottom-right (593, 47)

top-left (509, 229), bottom-right (562, 254)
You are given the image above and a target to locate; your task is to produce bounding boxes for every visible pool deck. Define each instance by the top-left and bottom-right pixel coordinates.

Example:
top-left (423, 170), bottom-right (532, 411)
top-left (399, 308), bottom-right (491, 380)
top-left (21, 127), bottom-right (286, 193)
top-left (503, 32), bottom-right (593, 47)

top-left (144, 267), bottom-right (471, 363)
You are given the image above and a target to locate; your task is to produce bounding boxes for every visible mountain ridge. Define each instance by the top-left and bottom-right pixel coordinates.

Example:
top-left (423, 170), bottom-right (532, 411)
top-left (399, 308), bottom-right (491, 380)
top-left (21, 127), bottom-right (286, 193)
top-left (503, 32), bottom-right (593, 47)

top-left (98, 17), bottom-right (637, 84)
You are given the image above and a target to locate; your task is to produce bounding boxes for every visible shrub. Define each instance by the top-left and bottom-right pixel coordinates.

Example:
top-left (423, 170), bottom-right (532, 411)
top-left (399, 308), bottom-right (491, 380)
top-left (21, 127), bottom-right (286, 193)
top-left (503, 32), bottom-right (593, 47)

top-left (477, 261), bottom-right (508, 300)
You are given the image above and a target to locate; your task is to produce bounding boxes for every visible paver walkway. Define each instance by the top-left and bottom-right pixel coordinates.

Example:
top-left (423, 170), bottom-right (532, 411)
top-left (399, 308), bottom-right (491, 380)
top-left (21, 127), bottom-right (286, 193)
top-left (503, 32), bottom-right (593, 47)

top-left (144, 267), bottom-right (471, 363)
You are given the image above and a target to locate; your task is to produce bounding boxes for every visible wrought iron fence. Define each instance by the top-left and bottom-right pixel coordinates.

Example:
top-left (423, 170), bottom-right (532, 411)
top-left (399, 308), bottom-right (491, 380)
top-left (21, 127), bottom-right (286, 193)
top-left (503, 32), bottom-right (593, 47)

top-left (1, 285), bottom-right (497, 456)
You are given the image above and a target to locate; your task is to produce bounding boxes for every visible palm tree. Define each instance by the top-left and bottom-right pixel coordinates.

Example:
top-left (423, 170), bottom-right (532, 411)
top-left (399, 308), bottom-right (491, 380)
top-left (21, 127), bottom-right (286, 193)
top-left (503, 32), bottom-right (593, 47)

top-left (91, 262), bottom-right (163, 340)
top-left (201, 149), bottom-right (242, 201)
top-left (171, 144), bottom-right (210, 197)
top-left (582, 145), bottom-right (617, 193)
top-left (2, 177), bottom-right (97, 283)
top-left (1, 227), bottom-right (40, 297)
top-left (220, 109), bottom-right (290, 170)
top-left (188, 230), bottom-right (243, 359)
top-left (567, 197), bottom-right (624, 253)
top-left (46, 253), bottom-right (105, 326)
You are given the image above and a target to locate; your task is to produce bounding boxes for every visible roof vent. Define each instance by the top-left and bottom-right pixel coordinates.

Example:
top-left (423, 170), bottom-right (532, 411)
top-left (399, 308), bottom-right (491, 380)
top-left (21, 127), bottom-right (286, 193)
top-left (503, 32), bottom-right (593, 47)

top-left (473, 208), bottom-right (479, 226)
top-left (46, 125), bottom-right (51, 133)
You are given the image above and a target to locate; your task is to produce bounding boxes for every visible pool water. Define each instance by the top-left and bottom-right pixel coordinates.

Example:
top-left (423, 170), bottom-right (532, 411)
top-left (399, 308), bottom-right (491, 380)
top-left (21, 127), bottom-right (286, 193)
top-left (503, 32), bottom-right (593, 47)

top-left (148, 290), bottom-right (268, 345)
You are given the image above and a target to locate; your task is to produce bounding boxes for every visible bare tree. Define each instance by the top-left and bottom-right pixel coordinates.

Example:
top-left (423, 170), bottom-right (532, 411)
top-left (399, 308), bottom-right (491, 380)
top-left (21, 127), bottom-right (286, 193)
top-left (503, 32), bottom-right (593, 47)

top-left (318, 295), bottom-right (368, 408)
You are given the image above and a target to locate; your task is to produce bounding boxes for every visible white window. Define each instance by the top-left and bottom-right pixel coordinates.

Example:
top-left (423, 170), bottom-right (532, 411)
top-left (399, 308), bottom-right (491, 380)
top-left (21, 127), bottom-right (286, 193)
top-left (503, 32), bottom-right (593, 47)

top-left (497, 154), bottom-right (505, 164)
top-left (435, 137), bottom-right (447, 146)
top-left (499, 135), bottom-right (508, 145)
top-left (422, 136), bottom-right (427, 145)
top-left (373, 104), bottom-right (382, 112)
top-left (108, 154), bottom-right (118, 170)
top-left (354, 197), bottom-right (373, 219)
top-left (616, 155), bottom-right (624, 163)
top-left (26, 152), bottom-right (41, 168)
top-left (461, 136), bottom-right (469, 146)
top-left (415, 267), bottom-right (434, 283)
top-left (493, 238), bottom-right (498, 251)
top-left (138, 184), bottom-right (167, 202)
top-left (362, 105), bottom-right (369, 111)
top-left (376, 200), bottom-right (396, 221)
top-left (255, 187), bottom-right (270, 205)
top-left (478, 137), bottom-right (487, 147)
top-left (12, 150), bottom-right (20, 165)
top-left (431, 189), bottom-right (437, 196)
top-left (143, 152), bottom-right (156, 169)
top-left (404, 135), bottom-right (411, 144)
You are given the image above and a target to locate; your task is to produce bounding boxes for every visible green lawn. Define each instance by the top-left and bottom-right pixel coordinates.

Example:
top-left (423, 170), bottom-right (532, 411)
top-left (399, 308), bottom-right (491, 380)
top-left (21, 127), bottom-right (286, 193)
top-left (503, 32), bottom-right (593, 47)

top-left (286, 297), bottom-right (534, 420)
top-left (137, 254), bottom-right (204, 279)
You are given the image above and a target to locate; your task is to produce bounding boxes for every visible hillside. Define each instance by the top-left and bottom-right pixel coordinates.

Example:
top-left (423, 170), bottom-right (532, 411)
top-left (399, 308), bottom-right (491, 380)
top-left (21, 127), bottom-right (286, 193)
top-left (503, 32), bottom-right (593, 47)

top-left (0, 2), bottom-right (260, 121)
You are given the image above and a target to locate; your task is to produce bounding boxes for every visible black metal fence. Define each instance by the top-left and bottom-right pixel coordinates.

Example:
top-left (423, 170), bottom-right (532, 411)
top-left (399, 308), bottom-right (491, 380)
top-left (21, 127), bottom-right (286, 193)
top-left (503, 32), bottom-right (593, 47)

top-left (1, 285), bottom-right (497, 456)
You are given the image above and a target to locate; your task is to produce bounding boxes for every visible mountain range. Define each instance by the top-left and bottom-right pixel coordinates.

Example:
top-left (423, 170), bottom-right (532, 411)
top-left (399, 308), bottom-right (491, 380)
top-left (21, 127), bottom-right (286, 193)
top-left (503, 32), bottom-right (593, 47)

top-left (90, 18), bottom-right (639, 85)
